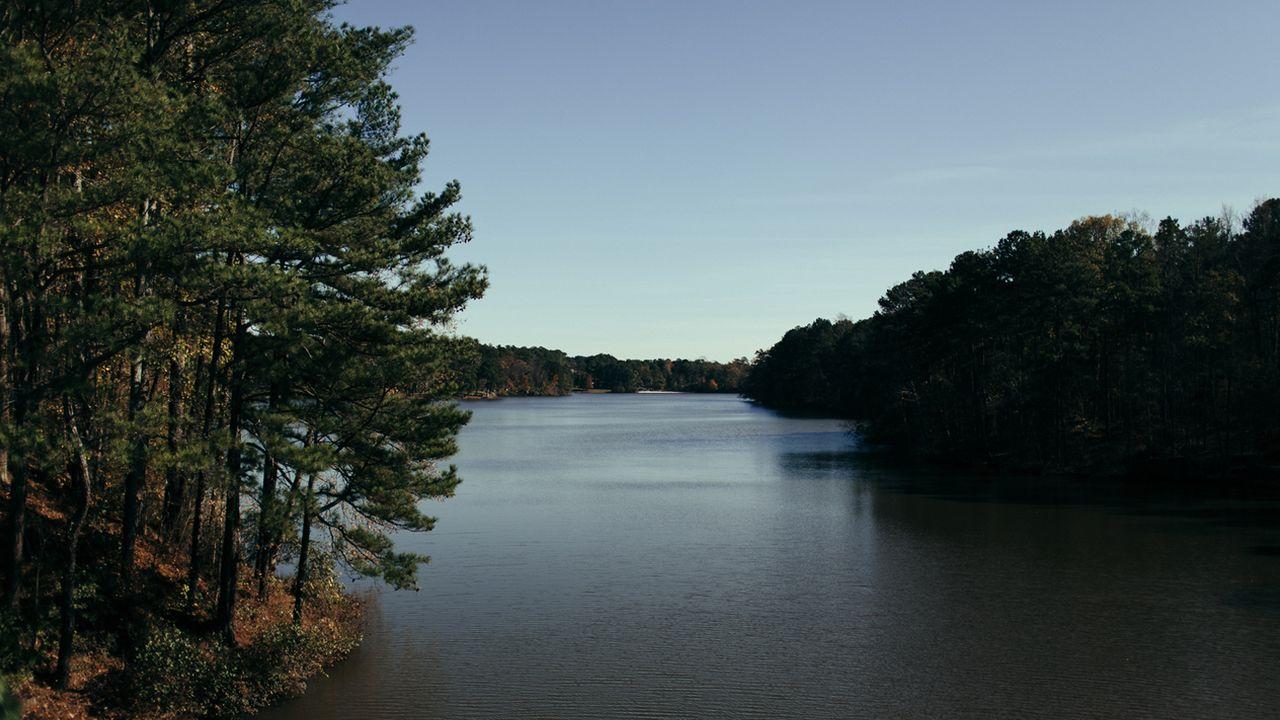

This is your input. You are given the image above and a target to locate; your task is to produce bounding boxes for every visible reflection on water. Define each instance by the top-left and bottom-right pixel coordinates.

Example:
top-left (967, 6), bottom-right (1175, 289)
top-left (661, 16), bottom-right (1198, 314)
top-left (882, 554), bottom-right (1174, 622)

top-left (261, 394), bottom-right (1280, 719)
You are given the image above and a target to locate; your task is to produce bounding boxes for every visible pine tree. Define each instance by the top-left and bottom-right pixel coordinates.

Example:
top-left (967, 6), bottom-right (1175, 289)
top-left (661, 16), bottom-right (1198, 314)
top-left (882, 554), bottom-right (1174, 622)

top-left (1, 0), bottom-right (486, 697)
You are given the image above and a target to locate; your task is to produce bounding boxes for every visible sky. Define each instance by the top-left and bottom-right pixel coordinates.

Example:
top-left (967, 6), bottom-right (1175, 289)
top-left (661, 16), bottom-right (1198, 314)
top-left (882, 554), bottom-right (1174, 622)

top-left (332, 0), bottom-right (1279, 361)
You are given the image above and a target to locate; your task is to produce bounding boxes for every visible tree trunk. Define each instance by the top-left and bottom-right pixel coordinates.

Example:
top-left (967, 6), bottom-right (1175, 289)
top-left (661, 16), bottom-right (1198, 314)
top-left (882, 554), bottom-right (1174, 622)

top-left (266, 464), bottom-right (304, 595)
top-left (119, 355), bottom-right (146, 585)
top-left (120, 203), bottom-right (153, 588)
top-left (186, 299), bottom-right (226, 614)
top-left (254, 451), bottom-right (278, 597)
top-left (2, 296), bottom-right (34, 610)
top-left (253, 383), bottom-right (284, 596)
top-left (292, 473), bottom-right (316, 626)
top-left (120, 270), bottom-right (150, 587)
top-left (0, 283), bottom-right (9, 573)
top-left (185, 470), bottom-right (207, 615)
top-left (161, 314), bottom-right (186, 535)
top-left (117, 269), bottom-right (151, 664)
top-left (57, 412), bottom-right (92, 689)
top-left (2, 460), bottom-right (26, 610)
top-left (215, 314), bottom-right (246, 643)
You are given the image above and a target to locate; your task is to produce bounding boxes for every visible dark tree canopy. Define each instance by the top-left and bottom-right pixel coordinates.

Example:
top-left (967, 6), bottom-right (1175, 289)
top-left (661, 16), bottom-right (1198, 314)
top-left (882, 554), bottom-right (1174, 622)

top-left (451, 341), bottom-right (750, 396)
top-left (744, 205), bottom-right (1280, 476)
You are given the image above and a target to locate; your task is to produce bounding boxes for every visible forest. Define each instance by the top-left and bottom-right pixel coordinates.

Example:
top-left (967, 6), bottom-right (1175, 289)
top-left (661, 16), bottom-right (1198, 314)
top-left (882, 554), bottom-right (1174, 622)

top-left (452, 341), bottom-right (750, 396)
top-left (743, 205), bottom-right (1280, 477)
top-left (0, 1), bottom-right (484, 716)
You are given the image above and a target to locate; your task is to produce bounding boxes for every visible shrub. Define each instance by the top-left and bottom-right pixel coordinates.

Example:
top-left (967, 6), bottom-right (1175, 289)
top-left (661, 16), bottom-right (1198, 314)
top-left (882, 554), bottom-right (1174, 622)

top-left (134, 625), bottom-right (240, 718)
top-left (0, 613), bottom-right (29, 676)
top-left (134, 601), bottom-right (361, 718)
top-left (0, 676), bottom-right (19, 720)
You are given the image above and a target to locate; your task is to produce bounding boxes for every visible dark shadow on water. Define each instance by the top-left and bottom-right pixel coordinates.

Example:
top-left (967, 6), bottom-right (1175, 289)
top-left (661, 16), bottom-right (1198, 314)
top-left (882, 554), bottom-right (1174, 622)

top-left (780, 448), bottom-right (1280, 616)
top-left (779, 448), bottom-right (1280, 528)
top-left (1223, 584), bottom-right (1280, 615)
top-left (773, 445), bottom-right (1280, 614)
top-left (740, 398), bottom-right (860, 422)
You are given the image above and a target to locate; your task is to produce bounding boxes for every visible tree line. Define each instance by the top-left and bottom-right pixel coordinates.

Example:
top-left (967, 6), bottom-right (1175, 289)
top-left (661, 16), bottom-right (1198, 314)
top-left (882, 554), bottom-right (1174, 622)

top-left (0, 0), bottom-right (483, 702)
top-left (452, 341), bottom-right (750, 396)
top-left (743, 203), bottom-right (1280, 476)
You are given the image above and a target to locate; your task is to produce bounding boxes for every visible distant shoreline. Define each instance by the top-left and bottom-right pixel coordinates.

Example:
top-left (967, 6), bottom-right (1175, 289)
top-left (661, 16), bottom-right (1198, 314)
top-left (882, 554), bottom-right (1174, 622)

top-left (460, 389), bottom-right (731, 400)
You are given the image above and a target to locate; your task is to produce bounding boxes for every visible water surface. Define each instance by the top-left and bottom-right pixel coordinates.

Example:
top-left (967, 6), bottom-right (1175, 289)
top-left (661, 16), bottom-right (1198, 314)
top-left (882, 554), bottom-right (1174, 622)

top-left (263, 394), bottom-right (1280, 719)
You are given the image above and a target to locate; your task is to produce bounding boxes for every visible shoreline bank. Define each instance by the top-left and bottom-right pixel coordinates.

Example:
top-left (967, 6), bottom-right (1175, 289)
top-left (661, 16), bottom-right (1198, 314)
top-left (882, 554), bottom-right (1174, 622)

top-left (13, 576), bottom-right (363, 720)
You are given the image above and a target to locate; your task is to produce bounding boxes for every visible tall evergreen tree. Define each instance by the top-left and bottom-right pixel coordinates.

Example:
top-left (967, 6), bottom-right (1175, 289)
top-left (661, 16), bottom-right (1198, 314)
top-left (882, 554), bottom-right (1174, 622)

top-left (1, 1), bottom-right (486, 705)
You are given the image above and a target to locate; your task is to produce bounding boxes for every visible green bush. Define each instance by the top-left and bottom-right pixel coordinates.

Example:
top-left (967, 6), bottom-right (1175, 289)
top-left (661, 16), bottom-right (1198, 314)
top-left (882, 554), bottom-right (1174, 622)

top-left (0, 613), bottom-right (28, 675)
top-left (134, 611), bottom-right (360, 719)
top-left (134, 625), bottom-right (240, 717)
top-left (301, 551), bottom-right (345, 608)
top-left (0, 676), bottom-right (20, 720)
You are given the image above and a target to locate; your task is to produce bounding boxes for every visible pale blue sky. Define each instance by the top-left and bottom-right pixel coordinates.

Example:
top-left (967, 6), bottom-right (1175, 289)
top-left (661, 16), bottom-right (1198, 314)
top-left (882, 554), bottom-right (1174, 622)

top-left (334, 0), bottom-right (1278, 361)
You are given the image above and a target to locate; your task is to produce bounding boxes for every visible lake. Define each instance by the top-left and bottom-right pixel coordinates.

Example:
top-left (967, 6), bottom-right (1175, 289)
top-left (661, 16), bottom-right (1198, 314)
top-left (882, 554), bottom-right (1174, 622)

top-left (262, 393), bottom-right (1280, 719)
